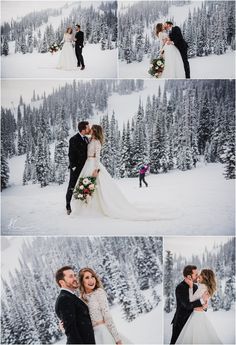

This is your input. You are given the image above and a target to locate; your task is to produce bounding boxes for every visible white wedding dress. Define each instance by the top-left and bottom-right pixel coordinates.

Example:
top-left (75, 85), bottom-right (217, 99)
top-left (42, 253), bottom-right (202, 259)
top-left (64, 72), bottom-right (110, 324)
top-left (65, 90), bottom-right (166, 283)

top-left (85, 288), bottom-right (122, 344)
top-left (57, 33), bottom-right (77, 70)
top-left (158, 31), bottom-right (185, 79)
top-left (72, 139), bottom-right (159, 220)
top-left (176, 284), bottom-right (222, 344)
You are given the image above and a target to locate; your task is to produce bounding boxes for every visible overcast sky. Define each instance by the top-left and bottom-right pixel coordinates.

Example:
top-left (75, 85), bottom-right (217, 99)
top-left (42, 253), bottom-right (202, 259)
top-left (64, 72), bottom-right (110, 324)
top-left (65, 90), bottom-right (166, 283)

top-left (1, 1), bottom-right (70, 22)
top-left (164, 236), bottom-right (233, 260)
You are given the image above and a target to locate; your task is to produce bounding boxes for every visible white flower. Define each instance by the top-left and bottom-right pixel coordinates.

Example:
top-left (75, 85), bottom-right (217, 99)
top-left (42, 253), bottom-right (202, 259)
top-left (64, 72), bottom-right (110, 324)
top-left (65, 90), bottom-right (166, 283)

top-left (83, 178), bottom-right (89, 185)
top-left (89, 184), bottom-right (95, 190)
top-left (79, 185), bottom-right (84, 190)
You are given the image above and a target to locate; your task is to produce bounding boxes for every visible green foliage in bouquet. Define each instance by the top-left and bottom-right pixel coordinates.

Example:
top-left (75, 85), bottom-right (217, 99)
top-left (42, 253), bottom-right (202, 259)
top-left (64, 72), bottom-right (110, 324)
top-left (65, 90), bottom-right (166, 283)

top-left (148, 56), bottom-right (165, 78)
top-left (73, 177), bottom-right (97, 204)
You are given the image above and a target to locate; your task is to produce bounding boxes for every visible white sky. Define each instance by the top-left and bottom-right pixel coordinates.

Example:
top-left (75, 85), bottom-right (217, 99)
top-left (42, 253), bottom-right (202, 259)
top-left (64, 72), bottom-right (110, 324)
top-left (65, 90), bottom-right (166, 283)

top-left (164, 236), bottom-right (233, 260)
top-left (1, 1), bottom-right (69, 23)
top-left (1, 79), bottom-right (72, 108)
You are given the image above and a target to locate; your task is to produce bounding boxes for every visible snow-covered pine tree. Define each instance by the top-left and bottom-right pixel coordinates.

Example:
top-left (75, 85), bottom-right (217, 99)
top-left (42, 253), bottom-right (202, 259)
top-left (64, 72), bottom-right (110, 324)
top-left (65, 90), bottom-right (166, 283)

top-left (164, 251), bottom-right (175, 313)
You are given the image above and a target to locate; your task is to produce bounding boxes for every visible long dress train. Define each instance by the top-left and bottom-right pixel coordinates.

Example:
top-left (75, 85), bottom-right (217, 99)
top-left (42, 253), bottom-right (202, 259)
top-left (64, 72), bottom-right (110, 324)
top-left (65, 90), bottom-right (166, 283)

top-left (72, 139), bottom-right (159, 220)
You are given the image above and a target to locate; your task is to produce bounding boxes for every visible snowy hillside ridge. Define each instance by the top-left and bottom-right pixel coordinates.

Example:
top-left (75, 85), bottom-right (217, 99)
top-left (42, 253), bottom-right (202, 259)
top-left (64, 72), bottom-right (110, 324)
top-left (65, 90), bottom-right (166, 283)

top-left (1, 236), bottom-right (163, 344)
top-left (164, 237), bottom-right (236, 314)
top-left (1, 1), bottom-right (118, 56)
top-left (118, 1), bottom-right (235, 64)
top-left (1, 79), bottom-right (235, 194)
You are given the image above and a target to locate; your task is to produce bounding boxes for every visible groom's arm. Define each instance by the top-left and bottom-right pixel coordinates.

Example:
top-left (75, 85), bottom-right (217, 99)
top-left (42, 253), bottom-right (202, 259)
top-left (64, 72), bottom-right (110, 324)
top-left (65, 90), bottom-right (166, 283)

top-left (59, 298), bottom-right (84, 344)
top-left (176, 285), bottom-right (202, 311)
top-left (169, 27), bottom-right (183, 46)
top-left (68, 137), bottom-right (78, 169)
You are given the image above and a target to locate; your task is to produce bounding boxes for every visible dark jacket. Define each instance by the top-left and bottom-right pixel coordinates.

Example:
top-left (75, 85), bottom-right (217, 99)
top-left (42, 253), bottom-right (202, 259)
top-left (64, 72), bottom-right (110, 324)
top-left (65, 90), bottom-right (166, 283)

top-left (170, 280), bottom-right (202, 344)
top-left (55, 290), bottom-right (95, 344)
top-left (68, 133), bottom-right (88, 170)
top-left (169, 26), bottom-right (188, 52)
top-left (75, 31), bottom-right (84, 47)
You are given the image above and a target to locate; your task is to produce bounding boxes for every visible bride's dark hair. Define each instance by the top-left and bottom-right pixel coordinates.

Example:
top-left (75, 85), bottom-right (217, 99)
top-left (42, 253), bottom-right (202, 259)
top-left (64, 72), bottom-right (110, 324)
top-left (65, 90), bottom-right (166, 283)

top-left (78, 268), bottom-right (103, 301)
top-left (200, 269), bottom-right (217, 297)
top-left (92, 125), bottom-right (104, 145)
top-left (66, 27), bottom-right (73, 34)
top-left (156, 23), bottom-right (163, 37)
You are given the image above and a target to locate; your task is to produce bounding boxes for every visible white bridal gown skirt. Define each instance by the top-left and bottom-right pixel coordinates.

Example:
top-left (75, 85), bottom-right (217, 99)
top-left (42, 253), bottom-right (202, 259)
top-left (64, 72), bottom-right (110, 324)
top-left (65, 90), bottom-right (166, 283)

top-left (161, 44), bottom-right (185, 79)
top-left (176, 311), bottom-right (222, 344)
top-left (57, 42), bottom-right (77, 70)
top-left (94, 324), bottom-right (131, 344)
top-left (94, 324), bottom-right (116, 344)
top-left (72, 158), bottom-right (158, 220)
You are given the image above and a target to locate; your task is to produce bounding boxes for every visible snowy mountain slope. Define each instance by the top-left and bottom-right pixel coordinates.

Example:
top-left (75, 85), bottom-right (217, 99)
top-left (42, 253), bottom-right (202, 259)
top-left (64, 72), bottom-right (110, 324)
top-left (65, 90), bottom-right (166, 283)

top-left (1, 156), bottom-right (234, 236)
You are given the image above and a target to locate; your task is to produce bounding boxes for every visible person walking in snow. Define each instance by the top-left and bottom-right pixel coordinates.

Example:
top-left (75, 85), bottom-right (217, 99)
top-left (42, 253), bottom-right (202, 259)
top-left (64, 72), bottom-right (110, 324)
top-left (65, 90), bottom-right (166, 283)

top-left (139, 164), bottom-right (149, 188)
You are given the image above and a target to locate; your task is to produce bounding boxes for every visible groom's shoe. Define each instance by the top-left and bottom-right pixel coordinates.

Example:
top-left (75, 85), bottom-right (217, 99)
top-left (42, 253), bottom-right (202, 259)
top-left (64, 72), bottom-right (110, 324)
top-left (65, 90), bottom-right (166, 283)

top-left (81, 66), bottom-right (85, 70)
top-left (66, 204), bottom-right (72, 215)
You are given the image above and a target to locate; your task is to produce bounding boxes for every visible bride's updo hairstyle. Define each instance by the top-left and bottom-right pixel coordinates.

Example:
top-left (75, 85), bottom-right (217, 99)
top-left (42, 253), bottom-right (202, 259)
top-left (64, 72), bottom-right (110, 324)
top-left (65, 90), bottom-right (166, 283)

top-left (156, 23), bottom-right (163, 37)
top-left (200, 269), bottom-right (217, 297)
top-left (92, 125), bottom-right (104, 145)
top-left (66, 27), bottom-right (73, 34)
top-left (78, 267), bottom-right (103, 301)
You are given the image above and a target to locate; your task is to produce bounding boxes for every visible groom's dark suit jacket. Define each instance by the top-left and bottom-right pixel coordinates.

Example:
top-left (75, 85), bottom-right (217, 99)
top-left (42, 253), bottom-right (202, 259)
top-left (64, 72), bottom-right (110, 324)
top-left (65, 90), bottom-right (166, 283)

top-left (55, 289), bottom-right (95, 344)
top-left (68, 133), bottom-right (88, 171)
top-left (169, 26), bottom-right (190, 78)
top-left (170, 280), bottom-right (202, 344)
top-left (75, 31), bottom-right (84, 47)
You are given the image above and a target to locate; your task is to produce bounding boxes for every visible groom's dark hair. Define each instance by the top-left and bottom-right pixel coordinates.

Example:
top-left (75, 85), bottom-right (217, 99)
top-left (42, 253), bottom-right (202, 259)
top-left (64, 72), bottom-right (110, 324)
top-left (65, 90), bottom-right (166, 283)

top-left (78, 121), bottom-right (89, 132)
top-left (165, 21), bottom-right (173, 25)
top-left (55, 266), bottom-right (74, 287)
top-left (183, 265), bottom-right (197, 277)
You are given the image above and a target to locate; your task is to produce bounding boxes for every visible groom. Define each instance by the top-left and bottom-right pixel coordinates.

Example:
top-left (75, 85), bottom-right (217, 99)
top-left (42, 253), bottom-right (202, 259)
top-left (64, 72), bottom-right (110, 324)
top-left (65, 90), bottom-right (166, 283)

top-left (55, 266), bottom-right (95, 344)
top-left (75, 24), bottom-right (85, 70)
top-left (170, 265), bottom-right (208, 344)
top-left (66, 121), bottom-right (90, 214)
top-left (164, 21), bottom-right (190, 79)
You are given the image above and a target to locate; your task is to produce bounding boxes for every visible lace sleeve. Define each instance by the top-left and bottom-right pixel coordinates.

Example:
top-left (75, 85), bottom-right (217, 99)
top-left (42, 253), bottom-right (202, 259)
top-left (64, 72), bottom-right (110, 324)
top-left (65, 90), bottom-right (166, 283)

top-left (95, 140), bottom-right (101, 169)
top-left (189, 284), bottom-right (208, 302)
top-left (158, 32), bottom-right (168, 49)
top-left (97, 289), bottom-right (120, 343)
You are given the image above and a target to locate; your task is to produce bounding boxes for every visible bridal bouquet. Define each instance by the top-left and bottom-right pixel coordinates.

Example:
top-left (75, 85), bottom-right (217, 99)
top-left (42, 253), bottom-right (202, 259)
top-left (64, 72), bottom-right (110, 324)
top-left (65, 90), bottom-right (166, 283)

top-left (73, 177), bottom-right (97, 204)
top-left (148, 56), bottom-right (165, 78)
top-left (49, 43), bottom-right (61, 54)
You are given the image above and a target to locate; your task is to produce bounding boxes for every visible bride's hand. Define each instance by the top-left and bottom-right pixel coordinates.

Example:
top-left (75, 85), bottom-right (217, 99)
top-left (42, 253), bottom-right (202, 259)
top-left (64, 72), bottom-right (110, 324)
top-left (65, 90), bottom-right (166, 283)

top-left (185, 277), bottom-right (193, 288)
top-left (59, 320), bottom-right (65, 332)
top-left (92, 169), bottom-right (100, 177)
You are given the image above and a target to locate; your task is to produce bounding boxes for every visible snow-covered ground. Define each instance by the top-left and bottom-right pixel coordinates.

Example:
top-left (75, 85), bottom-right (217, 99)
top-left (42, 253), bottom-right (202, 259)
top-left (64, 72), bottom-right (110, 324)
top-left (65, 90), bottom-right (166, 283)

top-left (1, 156), bottom-right (234, 236)
top-left (164, 308), bottom-right (235, 344)
top-left (118, 50), bottom-right (235, 79)
top-left (1, 44), bottom-right (118, 78)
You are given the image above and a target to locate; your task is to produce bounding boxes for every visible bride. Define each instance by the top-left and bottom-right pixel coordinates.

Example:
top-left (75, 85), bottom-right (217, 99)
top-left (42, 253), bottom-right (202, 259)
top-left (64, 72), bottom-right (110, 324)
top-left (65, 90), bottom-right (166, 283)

top-left (57, 27), bottom-right (77, 70)
top-left (155, 23), bottom-right (185, 79)
top-left (72, 125), bottom-right (158, 220)
top-left (78, 268), bottom-right (124, 344)
top-left (176, 269), bottom-right (222, 344)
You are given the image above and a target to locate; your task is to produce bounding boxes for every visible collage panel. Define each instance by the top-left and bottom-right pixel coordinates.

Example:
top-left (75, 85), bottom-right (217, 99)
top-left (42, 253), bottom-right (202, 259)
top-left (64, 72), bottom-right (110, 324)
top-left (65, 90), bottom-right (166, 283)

top-left (1, 78), bottom-right (235, 235)
top-left (1, 1), bottom-right (118, 78)
top-left (1, 236), bottom-right (163, 344)
top-left (118, 0), bottom-right (235, 79)
top-left (163, 236), bottom-right (235, 344)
